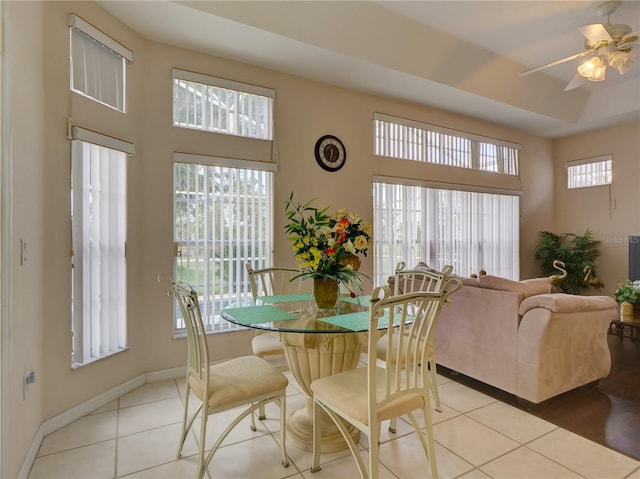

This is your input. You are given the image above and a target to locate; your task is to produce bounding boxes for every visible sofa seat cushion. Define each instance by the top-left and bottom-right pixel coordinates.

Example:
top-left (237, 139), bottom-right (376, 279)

top-left (478, 275), bottom-right (551, 298)
top-left (519, 293), bottom-right (617, 316)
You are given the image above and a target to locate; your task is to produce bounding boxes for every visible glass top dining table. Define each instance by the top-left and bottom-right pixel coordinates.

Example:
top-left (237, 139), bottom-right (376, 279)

top-left (220, 292), bottom-right (377, 453)
top-left (220, 293), bottom-right (376, 333)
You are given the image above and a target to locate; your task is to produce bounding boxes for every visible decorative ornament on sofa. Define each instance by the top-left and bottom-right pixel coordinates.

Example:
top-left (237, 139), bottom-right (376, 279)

top-left (534, 229), bottom-right (602, 294)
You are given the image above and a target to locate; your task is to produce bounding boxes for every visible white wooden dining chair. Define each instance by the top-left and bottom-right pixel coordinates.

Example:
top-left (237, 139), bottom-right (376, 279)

top-left (310, 280), bottom-right (461, 479)
top-left (171, 280), bottom-right (290, 479)
top-left (376, 263), bottom-right (454, 433)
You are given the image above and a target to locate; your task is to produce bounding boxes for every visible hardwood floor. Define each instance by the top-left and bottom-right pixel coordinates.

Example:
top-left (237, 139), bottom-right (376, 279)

top-left (438, 333), bottom-right (640, 461)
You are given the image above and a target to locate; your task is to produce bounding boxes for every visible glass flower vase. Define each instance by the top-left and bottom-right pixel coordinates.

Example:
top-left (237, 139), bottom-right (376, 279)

top-left (314, 278), bottom-right (339, 310)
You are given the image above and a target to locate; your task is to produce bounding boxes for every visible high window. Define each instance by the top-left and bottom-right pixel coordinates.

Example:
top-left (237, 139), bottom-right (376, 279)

top-left (172, 69), bottom-right (274, 140)
top-left (374, 113), bottom-right (520, 176)
top-left (71, 129), bottom-right (134, 367)
top-left (69, 14), bottom-right (132, 112)
top-left (373, 179), bottom-right (520, 286)
top-left (566, 155), bottom-right (612, 189)
top-left (173, 153), bottom-right (275, 334)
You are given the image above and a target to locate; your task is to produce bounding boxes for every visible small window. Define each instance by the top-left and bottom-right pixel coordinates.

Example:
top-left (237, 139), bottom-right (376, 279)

top-left (374, 113), bottom-right (520, 176)
top-left (69, 14), bottom-right (132, 112)
top-left (172, 69), bottom-right (274, 140)
top-left (566, 155), bottom-right (612, 189)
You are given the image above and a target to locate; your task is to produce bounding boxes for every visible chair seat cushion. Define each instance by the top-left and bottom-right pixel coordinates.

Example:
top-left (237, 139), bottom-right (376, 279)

top-left (189, 356), bottom-right (288, 408)
top-left (311, 367), bottom-right (424, 425)
top-left (252, 332), bottom-right (284, 356)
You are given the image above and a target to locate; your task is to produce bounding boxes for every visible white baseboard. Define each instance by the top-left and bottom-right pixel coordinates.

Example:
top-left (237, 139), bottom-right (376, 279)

top-left (18, 366), bottom-right (187, 479)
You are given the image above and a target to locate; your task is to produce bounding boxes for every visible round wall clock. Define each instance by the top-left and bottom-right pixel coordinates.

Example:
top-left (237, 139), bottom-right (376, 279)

top-left (314, 135), bottom-right (346, 172)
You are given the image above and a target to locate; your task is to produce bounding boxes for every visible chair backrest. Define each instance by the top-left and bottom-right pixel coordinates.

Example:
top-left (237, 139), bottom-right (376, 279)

top-left (393, 262), bottom-right (454, 295)
top-left (369, 279), bottom-right (461, 415)
top-left (245, 264), bottom-right (303, 300)
top-left (172, 281), bottom-right (210, 390)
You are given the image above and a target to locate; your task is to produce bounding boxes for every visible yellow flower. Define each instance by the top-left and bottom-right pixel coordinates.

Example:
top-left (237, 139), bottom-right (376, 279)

top-left (355, 235), bottom-right (368, 250)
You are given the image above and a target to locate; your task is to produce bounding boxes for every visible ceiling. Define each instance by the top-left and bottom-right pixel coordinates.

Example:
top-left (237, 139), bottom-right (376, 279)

top-left (98, 0), bottom-right (640, 139)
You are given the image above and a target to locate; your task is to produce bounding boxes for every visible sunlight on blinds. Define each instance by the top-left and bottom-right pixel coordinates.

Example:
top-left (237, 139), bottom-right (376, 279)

top-left (173, 161), bottom-right (274, 333)
top-left (373, 182), bottom-right (519, 286)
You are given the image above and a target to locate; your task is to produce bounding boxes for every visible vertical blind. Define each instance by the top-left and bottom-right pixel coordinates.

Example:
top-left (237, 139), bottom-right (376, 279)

top-left (173, 155), bottom-right (275, 333)
top-left (71, 140), bottom-right (128, 366)
top-left (566, 155), bottom-right (612, 189)
top-left (172, 69), bottom-right (274, 140)
top-left (69, 14), bottom-right (131, 112)
top-left (374, 113), bottom-right (520, 176)
top-left (373, 181), bottom-right (520, 286)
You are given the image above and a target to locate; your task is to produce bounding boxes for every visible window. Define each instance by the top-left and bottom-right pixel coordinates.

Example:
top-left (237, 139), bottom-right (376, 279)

top-left (173, 153), bottom-right (275, 334)
top-left (71, 129), bottom-right (133, 367)
top-left (566, 155), bottom-right (612, 189)
top-left (374, 113), bottom-right (520, 176)
top-left (172, 69), bottom-right (274, 140)
top-left (68, 14), bottom-right (132, 112)
top-left (373, 179), bottom-right (520, 286)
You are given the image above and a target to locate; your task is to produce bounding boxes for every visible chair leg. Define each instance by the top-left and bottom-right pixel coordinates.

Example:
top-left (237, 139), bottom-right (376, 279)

top-left (369, 418), bottom-right (380, 479)
top-left (279, 395), bottom-right (290, 467)
top-left (310, 396), bottom-right (322, 473)
top-left (428, 359), bottom-right (442, 413)
top-left (408, 406), bottom-right (438, 479)
top-left (388, 417), bottom-right (397, 433)
top-left (196, 407), bottom-right (208, 479)
top-left (177, 379), bottom-right (192, 458)
top-left (258, 404), bottom-right (267, 420)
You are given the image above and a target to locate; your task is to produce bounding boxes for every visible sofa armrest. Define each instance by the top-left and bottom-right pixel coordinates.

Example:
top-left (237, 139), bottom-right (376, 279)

top-left (519, 293), bottom-right (617, 316)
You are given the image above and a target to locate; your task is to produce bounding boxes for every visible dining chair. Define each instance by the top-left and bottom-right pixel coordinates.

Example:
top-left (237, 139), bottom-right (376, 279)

top-left (170, 280), bottom-right (290, 479)
top-left (310, 280), bottom-right (461, 479)
top-left (376, 263), bottom-right (453, 432)
top-left (246, 264), bottom-right (303, 360)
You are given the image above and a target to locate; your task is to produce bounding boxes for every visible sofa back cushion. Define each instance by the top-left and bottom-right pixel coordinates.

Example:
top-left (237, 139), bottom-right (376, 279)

top-left (478, 275), bottom-right (551, 298)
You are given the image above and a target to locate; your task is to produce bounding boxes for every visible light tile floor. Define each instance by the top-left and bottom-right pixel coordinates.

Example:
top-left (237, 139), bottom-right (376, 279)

top-left (29, 360), bottom-right (640, 479)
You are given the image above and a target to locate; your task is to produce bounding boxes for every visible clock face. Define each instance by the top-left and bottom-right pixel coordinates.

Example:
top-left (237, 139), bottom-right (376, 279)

top-left (314, 135), bottom-right (346, 172)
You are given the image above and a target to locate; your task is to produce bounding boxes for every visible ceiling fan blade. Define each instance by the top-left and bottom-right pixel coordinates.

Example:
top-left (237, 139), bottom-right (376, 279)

top-left (619, 31), bottom-right (639, 47)
top-left (578, 23), bottom-right (613, 44)
top-left (564, 73), bottom-right (585, 91)
top-left (519, 49), bottom-right (595, 76)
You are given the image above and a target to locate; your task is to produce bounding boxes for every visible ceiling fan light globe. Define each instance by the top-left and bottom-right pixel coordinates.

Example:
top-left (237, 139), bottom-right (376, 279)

top-left (608, 50), bottom-right (628, 68)
top-left (617, 58), bottom-right (636, 75)
top-left (589, 64), bottom-right (607, 81)
top-left (578, 57), bottom-right (603, 77)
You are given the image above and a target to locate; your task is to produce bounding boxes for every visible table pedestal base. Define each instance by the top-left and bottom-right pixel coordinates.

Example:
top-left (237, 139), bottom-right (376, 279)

top-left (281, 329), bottom-right (366, 452)
top-left (286, 396), bottom-right (360, 452)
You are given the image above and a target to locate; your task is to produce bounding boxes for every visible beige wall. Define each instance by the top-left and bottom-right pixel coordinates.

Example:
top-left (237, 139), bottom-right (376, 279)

top-left (552, 120), bottom-right (640, 296)
top-left (6, 1), bottom-right (635, 476)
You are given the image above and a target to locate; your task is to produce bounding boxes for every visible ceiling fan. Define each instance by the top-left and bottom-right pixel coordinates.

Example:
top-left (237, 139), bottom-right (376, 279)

top-left (519, 1), bottom-right (639, 91)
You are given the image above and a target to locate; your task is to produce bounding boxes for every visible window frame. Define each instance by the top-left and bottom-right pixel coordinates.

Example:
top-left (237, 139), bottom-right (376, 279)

top-left (172, 152), bottom-right (276, 336)
top-left (68, 14), bottom-right (133, 113)
top-left (70, 129), bottom-right (134, 368)
top-left (566, 155), bottom-right (612, 189)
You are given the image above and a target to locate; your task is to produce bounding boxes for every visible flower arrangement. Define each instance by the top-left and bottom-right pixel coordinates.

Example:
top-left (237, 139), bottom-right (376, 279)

top-left (614, 279), bottom-right (640, 304)
top-left (283, 193), bottom-right (371, 295)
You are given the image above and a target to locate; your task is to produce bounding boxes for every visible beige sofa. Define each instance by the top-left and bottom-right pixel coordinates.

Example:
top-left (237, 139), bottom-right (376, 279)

top-left (408, 270), bottom-right (617, 404)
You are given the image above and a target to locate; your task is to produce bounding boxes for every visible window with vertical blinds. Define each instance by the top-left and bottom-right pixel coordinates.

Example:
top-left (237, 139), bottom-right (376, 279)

top-left (69, 14), bottom-right (132, 112)
top-left (71, 135), bottom-right (132, 367)
top-left (566, 155), bottom-right (612, 189)
top-left (173, 153), bottom-right (275, 334)
top-left (374, 113), bottom-right (520, 176)
top-left (373, 179), bottom-right (520, 287)
top-left (172, 69), bottom-right (274, 140)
